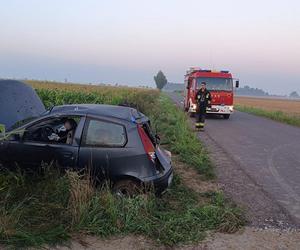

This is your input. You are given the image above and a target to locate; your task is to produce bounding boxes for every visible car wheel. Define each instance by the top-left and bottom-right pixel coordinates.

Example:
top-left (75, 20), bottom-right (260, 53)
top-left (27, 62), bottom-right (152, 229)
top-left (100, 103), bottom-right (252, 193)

top-left (223, 114), bottom-right (230, 119)
top-left (113, 179), bottom-right (142, 197)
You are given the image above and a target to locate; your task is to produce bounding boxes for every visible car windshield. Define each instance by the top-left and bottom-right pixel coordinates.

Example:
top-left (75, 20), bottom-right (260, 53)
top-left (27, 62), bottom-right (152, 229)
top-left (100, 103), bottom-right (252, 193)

top-left (196, 77), bottom-right (233, 91)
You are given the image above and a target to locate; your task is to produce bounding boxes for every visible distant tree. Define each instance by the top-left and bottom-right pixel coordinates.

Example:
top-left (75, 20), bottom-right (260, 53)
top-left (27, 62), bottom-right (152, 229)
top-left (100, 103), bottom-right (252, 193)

top-left (236, 85), bottom-right (269, 96)
top-left (154, 70), bottom-right (168, 90)
top-left (289, 91), bottom-right (299, 98)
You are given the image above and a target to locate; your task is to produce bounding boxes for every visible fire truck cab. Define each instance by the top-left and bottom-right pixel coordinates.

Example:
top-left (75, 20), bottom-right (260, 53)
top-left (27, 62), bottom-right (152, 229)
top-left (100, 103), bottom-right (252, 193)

top-left (184, 67), bottom-right (239, 119)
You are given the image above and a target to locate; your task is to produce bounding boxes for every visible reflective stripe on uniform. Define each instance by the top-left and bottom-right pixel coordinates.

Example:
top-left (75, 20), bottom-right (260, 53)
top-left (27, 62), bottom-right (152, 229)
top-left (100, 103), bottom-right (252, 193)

top-left (195, 122), bottom-right (205, 128)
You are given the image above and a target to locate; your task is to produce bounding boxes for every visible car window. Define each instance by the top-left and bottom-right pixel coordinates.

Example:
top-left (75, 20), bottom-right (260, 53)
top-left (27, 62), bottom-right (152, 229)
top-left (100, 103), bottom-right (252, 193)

top-left (84, 119), bottom-right (126, 147)
top-left (23, 116), bottom-right (80, 144)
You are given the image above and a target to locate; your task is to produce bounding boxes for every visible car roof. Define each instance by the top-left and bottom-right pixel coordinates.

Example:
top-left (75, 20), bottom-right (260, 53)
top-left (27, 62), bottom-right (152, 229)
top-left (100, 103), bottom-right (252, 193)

top-left (49, 104), bottom-right (146, 122)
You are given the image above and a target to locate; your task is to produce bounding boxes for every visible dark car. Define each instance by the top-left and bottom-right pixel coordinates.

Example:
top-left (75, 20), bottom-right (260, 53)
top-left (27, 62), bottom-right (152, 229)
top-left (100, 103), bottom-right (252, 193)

top-left (0, 104), bottom-right (173, 196)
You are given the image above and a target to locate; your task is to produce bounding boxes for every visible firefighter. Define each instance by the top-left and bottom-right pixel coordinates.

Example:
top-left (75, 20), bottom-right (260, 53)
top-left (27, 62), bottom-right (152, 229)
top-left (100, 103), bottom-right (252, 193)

top-left (195, 82), bottom-right (211, 130)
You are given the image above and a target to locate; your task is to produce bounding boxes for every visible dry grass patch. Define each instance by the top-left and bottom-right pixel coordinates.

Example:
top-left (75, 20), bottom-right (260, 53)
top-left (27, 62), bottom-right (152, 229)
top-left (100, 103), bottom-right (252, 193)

top-left (235, 96), bottom-right (300, 116)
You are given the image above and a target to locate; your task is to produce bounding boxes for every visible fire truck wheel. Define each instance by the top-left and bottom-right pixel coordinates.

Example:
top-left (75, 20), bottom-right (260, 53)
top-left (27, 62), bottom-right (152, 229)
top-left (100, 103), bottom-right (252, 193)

top-left (223, 114), bottom-right (230, 119)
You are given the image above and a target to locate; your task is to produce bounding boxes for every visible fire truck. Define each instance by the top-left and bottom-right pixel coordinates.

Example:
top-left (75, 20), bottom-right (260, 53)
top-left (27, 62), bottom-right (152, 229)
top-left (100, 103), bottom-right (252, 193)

top-left (183, 67), bottom-right (239, 119)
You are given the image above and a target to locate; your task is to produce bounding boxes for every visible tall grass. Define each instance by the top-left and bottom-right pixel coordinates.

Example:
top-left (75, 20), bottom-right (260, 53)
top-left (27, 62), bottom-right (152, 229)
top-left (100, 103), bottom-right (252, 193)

top-left (149, 95), bottom-right (214, 179)
top-left (0, 168), bottom-right (244, 248)
top-left (235, 105), bottom-right (300, 127)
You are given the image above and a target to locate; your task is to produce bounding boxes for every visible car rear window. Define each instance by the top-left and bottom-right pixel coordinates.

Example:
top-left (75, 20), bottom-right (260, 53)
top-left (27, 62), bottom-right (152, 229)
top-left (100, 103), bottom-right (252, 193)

top-left (83, 119), bottom-right (126, 147)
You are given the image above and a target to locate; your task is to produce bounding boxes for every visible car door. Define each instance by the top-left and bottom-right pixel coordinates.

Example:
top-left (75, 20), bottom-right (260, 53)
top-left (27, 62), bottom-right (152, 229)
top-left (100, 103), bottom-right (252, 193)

top-left (0, 135), bottom-right (10, 166)
top-left (78, 117), bottom-right (127, 182)
top-left (5, 116), bottom-right (84, 170)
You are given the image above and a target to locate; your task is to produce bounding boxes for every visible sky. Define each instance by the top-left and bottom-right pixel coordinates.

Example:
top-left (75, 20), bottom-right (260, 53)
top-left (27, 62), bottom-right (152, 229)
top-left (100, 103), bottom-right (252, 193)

top-left (0, 0), bottom-right (299, 95)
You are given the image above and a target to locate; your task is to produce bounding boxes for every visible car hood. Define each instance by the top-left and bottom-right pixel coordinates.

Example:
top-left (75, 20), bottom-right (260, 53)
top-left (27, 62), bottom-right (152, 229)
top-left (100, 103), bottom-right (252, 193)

top-left (0, 80), bottom-right (46, 130)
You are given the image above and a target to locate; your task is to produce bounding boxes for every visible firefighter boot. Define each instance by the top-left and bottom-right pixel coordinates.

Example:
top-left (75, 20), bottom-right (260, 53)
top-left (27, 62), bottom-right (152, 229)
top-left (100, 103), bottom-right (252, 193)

top-left (195, 122), bottom-right (204, 131)
top-left (199, 122), bottom-right (205, 131)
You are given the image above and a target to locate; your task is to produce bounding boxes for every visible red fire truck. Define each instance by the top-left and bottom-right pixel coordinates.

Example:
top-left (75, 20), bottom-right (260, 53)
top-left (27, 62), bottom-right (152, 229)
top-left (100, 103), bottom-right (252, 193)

top-left (183, 67), bottom-right (239, 119)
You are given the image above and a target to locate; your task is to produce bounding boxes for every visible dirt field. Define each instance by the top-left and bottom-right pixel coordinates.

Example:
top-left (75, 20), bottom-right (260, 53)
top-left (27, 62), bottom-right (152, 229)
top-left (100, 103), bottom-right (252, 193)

top-left (235, 96), bottom-right (300, 116)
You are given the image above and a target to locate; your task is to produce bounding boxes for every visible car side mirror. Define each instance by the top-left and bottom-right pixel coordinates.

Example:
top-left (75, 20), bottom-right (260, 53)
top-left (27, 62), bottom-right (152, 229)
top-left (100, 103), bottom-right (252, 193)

top-left (8, 130), bottom-right (25, 141)
top-left (235, 80), bottom-right (239, 88)
top-left (6, 133), bottom-right (21, 141)
top-left (13, 134), bottom-right (21, 141)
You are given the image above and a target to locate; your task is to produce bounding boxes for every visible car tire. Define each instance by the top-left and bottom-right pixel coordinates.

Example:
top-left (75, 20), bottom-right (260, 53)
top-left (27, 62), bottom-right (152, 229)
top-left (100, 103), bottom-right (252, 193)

top-left (113, 179), bottom-right (142, 197)
top-left (223, 114), bottom-right (230, 119)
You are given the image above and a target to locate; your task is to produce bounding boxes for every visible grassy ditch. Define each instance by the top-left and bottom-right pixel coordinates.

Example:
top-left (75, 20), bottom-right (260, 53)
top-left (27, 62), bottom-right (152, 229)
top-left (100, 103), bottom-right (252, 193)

top-left (0, 83), bottom-right (245, 248)
top-left (235, 105), bottom-right (300, 128)
top-left (0, 167), bottom-right (244, 248)
top-left (149, 95), bottom-right (214, 179)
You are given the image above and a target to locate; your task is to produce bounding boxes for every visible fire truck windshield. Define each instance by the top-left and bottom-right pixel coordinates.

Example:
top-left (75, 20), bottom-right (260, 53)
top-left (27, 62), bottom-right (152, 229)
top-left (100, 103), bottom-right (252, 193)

top-left (196, 78), bottom-right (233, 91)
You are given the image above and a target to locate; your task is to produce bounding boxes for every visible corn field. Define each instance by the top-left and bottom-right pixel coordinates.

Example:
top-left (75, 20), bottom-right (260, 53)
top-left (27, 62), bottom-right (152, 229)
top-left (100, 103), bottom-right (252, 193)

top-left (26, 80), bottom-right (159, 114)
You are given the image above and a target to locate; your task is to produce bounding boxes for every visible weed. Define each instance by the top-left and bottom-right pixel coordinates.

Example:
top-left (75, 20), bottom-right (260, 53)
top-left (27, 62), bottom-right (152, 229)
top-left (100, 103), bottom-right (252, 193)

top-left (0, 169), bottom-right (244, 248)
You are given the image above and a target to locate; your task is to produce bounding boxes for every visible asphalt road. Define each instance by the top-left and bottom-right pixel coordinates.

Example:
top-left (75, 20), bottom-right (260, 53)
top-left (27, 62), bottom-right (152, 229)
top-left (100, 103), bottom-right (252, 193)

top-left (169, 93), bottom-right (300, 227)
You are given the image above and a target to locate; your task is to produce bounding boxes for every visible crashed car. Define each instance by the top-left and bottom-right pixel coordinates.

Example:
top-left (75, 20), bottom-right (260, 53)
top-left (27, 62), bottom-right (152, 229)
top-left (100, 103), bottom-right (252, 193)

top-left (0, 103), bottom-right (173, 196)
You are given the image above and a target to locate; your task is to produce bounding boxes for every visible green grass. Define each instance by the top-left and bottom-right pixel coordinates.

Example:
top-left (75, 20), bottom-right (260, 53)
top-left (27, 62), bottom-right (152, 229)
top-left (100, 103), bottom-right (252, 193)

top-left (0, 83), bottom-right (245, 248)
top-left (235, 105), bottom-right (300, 127)
top-left (0, 168), bottom-right (244, 248)
top-left (149, 95), bottom-right (214, 179)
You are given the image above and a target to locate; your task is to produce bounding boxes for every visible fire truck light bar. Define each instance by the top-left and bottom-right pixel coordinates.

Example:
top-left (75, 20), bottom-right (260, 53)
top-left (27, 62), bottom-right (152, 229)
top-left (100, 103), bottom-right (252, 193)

top-left (187, 68), bottom-right (230, 74)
